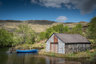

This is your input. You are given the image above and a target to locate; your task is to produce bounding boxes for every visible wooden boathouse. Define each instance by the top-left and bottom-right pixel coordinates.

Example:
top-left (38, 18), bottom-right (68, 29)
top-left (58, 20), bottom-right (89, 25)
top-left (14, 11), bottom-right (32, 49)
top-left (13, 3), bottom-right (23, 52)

top-left (46, 33), bottom-right (91, 54)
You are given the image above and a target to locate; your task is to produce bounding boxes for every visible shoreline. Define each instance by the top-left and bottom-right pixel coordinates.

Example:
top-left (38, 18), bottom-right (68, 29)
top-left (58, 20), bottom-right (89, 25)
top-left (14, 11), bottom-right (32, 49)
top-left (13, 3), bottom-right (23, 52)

top-left (38, 49), bottom-right (96, 58)
top-left (9, 47), bottom-right (96, 59)
top-left (11, 43), bottom-right (96, 58)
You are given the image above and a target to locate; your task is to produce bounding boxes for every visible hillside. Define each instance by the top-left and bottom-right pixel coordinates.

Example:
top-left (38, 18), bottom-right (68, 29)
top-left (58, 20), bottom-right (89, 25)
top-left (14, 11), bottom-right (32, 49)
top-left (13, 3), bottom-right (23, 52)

top-left (0, 20), bottom-right (88, 33)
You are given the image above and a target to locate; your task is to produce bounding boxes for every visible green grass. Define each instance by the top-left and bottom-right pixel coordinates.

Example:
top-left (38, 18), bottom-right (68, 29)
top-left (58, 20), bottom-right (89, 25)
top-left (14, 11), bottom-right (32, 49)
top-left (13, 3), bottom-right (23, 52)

top-left (15, 42), bottom-right (46, 50)
top-left (38, 48), bottom-right (96, 58)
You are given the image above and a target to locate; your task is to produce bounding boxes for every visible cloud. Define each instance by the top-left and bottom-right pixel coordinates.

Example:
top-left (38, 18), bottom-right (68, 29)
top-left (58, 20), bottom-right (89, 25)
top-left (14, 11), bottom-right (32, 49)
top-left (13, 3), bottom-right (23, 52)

top-left (31, 0), bottom-right (38, 3)
top-left (31, 0), bottom-right (96, 14)
top-left (56, 16), bottom-right (68, 22)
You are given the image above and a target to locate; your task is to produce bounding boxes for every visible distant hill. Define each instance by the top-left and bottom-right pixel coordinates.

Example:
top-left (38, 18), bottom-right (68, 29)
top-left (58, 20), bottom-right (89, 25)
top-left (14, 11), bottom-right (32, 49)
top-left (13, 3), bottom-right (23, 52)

top-left (0, 20), bottom-right (88, 33)
top-left (27, 20), bottom-right (55, 25)
top-left (0, 20), bottom-right (56, 25)
top-left (79, 21), bottom-right (88, 23)
top-left (0, 20), bottom-right (22, 23)
top-left (0, 20), bottom-right (57, 33)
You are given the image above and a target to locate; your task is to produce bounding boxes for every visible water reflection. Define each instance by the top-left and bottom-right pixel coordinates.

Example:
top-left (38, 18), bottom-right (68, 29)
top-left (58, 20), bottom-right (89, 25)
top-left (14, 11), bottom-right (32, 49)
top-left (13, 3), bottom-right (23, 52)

top-left (6, 53), bottom-right (82, 64)
top-left (45, 57), bottom-right (81, 64)
top-left (0, 48), bottom-right (96, 64)
top-left (7, 53), bottom-right (45, 64)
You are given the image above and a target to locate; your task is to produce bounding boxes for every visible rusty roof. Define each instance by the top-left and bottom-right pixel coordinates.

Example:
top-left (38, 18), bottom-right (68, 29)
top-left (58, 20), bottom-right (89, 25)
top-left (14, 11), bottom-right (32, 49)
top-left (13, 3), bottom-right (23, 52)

top-left (54, 33), bottom-right (90, 44)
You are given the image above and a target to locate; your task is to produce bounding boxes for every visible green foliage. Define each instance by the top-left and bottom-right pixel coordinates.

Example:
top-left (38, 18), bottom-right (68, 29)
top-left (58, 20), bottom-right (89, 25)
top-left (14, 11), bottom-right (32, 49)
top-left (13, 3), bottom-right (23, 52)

top-left (0, 23), bottom-right (36, 47)
top-left (88, 17), bottom-right (96, 38)
top-left (12, 32), bottom-right (24, 46)
top-left (45, 24), bottom-right (70, 38)
top-left (0, 29), bottom-right (13, 46)
top-left (39, 24), bottom-right (83, 40)
top-left (52, 24), bottom-right (69, 33)
top-left (44, 24), bottom-right (83, 39)
top-left (39, 24), bottom-right (70, 39)
top-left (16, 23), bottom-right (36, 44)
top-left (45, 28), bottom-right (56, 38)
top-left (88, 17), bottom-right (96, 43)
top-left (52, 24), bottom-right (64, 33)
top-left (39, 32), bottom-right (46, 40)
top-left (71, 23), bottom-right (83, 35)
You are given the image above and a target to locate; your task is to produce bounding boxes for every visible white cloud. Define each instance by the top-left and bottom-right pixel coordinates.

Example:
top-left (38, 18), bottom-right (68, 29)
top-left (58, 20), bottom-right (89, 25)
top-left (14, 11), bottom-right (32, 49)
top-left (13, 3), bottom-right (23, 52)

top-left (31, 0), bottom-right (96, 14)
top-left (56, 16), bottom-right (68, 22)
top-left (65, 4), bottom-right (71, 9)
top-left (31, 0), bottom-right (37, 3)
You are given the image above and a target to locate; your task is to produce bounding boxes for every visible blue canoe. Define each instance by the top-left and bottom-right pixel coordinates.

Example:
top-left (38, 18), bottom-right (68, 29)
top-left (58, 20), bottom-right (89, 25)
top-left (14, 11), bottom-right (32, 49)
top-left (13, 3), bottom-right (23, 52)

top-left (16, 49), bottom-right (38, 53)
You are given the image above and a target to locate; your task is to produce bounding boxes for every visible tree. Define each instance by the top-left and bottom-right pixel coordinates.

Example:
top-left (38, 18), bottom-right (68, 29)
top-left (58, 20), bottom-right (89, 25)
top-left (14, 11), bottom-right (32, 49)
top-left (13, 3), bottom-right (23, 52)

top-left (12, 32), bottom-right (24, 46)
top-left (39, 32), bottom-right (46, 40)
top-left (52, 24), bottom-right (64, 33)
top-left (16, 23), bottom-right (36, 44)
top-left (40, 24), bottom-right (69, 39)
top-left (88, 17), bottom-right (96, 43)
top-left (63, 26), bottom-right (69, 33)
top-left (71, 23), bottom-right (83, 35)
top-left (45, 28), bottom-right (56, 38)
top-left (0, 29), bottom-right (13, 46)
top-left (52, 24), bottom-right (69, 33)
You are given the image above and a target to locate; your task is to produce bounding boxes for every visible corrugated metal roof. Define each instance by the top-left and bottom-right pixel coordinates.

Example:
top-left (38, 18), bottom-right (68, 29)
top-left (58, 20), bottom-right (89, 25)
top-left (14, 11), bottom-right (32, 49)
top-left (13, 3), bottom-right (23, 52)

top-left (54, 33), bottom-right (90, 44)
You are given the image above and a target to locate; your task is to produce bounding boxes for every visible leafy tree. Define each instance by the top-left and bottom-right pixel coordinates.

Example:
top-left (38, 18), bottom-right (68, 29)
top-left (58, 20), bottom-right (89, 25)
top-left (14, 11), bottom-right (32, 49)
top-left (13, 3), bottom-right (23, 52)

top-left (39, 24), bottom-right (69, 39)
top-left (63, 26), bottom-right (69, 33)
top-left (0, 29), bottom-right (13, 46)
top-left (45, 28), bottom-right (56, 38)
top-left (12, 32), bottom-right (24, 46)
top-left (71, 23), bottom-right (83, 35)
top-left (88, 17), bottom-right (96, 43)
top-left (52, 24), bottom-right (69, 33)
top-left (52, 24), bottom-right (64, 33)
top-left (16, 23), bottom-right (36, 44)
top-left (39, 32), bottom-right (46, 40)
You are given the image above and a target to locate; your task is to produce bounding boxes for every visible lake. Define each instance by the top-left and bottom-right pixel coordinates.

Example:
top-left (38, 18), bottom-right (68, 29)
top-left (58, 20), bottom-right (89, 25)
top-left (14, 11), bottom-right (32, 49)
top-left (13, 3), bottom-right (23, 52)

top-left (0, 48), bottom-right (96, 64)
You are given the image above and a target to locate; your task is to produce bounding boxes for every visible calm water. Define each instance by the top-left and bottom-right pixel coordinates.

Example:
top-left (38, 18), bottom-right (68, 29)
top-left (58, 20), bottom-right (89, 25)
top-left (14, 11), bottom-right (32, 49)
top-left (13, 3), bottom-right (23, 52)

top-left (0, 48), bottom-right (96, 64)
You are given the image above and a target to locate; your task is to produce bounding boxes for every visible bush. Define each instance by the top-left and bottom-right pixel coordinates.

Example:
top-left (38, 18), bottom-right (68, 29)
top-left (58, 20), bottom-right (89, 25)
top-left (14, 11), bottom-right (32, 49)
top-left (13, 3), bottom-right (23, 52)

top-left (16, 23), bottom-right (36, 44)
top-left (0, 28), bottom-right (13, 46)
top-left (39, 24), bottom-right (70, 39)
top-left (71, 23), bottom-right (83, 35)
top-left (88, 17), bottom-right (96, 43)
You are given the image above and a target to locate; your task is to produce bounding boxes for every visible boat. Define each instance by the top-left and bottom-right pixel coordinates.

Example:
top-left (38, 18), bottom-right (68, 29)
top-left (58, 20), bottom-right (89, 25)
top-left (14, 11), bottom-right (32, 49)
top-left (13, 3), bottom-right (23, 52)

top-left (16, 49), bottom-right (38, 53)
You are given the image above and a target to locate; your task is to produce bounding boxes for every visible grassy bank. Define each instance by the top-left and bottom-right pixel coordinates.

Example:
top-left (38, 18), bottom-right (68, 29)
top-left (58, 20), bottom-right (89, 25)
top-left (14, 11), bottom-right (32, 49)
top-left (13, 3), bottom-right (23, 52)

top-left (38, 48), bottom-right (96, 58)
top-left (15, 42), bottom-right (96, 58)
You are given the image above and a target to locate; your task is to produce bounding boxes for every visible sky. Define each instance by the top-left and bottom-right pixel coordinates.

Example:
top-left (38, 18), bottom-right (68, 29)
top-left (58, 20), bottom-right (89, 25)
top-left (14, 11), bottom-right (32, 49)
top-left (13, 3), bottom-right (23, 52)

top-left (0, 0), bottom-right (96, 22)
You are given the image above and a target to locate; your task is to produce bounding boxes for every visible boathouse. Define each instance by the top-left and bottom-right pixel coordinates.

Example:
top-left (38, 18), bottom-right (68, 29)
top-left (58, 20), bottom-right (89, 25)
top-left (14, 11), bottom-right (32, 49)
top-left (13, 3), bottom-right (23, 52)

top-left (46, 33), bottom-right (91, 54)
